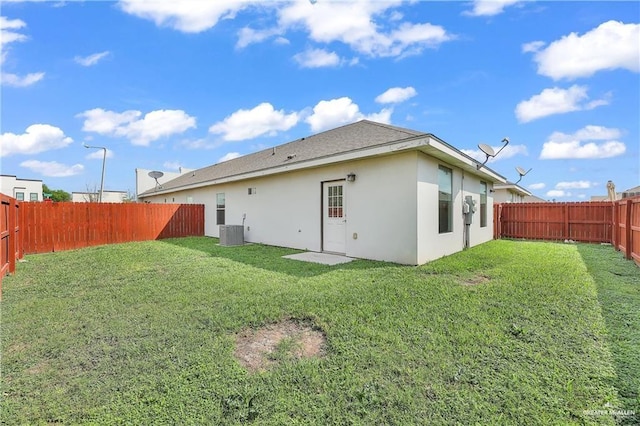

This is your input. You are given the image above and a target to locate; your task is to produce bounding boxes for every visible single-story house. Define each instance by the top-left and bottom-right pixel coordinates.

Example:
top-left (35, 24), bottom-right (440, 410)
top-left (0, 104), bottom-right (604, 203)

top-left (0, 174), bottom-right (43, 201)
top-left (492, 182), bottom-right (532, 203)
top-left (590, 185), bottom-right (640, 201)
top-left (71, 190), bottom-right (129, 203)
top-left (135, 167), bottom-right (194, 200)
top-left (138, 120), bottom-right (507, 265)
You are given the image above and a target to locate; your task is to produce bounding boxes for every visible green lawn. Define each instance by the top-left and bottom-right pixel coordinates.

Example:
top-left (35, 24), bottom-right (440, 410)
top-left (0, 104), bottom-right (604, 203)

top-left (1, 238), bottom-right (637, 425)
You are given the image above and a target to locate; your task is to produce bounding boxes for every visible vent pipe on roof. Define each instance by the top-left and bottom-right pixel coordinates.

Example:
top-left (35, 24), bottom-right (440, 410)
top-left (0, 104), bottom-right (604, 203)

top-left (272, 147), bottom-right (276, 156)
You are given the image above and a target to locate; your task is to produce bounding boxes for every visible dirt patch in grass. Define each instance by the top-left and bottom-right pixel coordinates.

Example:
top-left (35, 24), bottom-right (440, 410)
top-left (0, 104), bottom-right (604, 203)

top-left (234, 319), bottom-right (326, 373)
top-left (461, 274), bottom-right (490, 286)
top-left (6, 342), bottom-right (30, 355)
top-left (26, 360), bottom-right (49, 375)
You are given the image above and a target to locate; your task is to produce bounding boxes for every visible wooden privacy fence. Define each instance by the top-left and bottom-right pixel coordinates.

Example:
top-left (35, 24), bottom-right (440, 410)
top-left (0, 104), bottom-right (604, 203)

top-left (494, 197), bottom-right (640, 265)
top-left (19, 202), bottom-right (204, 254)
top-left (1, 195), bottom-right (23, 298)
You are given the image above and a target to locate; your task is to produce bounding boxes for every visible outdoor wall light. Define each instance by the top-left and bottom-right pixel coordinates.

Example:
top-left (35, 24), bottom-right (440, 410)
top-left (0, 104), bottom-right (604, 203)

top-left (347, 173), bottom-right (356, 182)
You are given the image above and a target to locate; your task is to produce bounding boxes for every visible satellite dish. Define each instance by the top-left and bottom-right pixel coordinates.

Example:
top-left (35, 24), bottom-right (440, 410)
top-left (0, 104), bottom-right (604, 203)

top-left (515, 166), bottom-right (532, 184)
top-left (478, 144), bottom-right (495, 157)
top-left (148, 171), bottom-right (164, 189)
top-left (477, 137), bottom-right (509, 170)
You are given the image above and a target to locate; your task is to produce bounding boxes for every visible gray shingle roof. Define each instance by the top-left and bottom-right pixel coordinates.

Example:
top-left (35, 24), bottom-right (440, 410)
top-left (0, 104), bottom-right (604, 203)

top-left (140, 120), bottom-right (425, 196)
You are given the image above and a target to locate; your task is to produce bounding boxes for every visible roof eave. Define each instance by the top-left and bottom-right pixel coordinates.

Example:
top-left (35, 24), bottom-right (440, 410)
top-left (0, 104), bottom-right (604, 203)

top-left (139, 135), bottom-right (506, 198)
top-left (494, 183), bottom-right (532, 197)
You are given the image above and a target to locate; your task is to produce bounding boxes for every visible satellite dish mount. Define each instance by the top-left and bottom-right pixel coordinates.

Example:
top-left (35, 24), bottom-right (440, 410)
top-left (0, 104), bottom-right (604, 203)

top-left (515, 166), bottom-right (532, 184)
top-left (477, 137), bottom-right (509, 169)
top-left (148, 171), bottom-right (164, 190)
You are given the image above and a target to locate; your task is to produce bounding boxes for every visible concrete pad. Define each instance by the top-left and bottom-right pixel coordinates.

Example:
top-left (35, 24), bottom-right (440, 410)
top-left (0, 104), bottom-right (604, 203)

top-left (283, 252), bottom-right (354, 265)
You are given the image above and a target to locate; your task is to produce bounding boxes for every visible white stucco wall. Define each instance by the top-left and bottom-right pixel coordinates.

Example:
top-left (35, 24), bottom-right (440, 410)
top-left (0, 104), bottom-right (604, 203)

top-left (0, 175), bottom-right (43, 201)
top-left (416, 154), bottom-right (493, 264)
top-left (142, 151), bottom-right (495, 265)
top-left (493, 188), bottom-right (524, 203)
top-left (143, 152), bottom-right (420, 264)
top-left (72, 191), bottom-right (128, 203)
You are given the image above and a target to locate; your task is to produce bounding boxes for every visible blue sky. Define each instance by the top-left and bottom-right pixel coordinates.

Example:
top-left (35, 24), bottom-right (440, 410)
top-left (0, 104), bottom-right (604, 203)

top-left (1, 0), bottom-right (638, 200)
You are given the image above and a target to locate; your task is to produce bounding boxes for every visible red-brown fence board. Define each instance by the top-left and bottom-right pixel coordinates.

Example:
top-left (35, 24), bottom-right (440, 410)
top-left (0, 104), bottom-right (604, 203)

top-left (632, 198), bottom-right (640, 265)
top-left (496, 201), bottom-right (614, 243)
top-left (19, 202), bottom-right (204, 255)
top-left (1, 195), bottom-right (22, 297)
top-left (495, 196), bottom-right (640, 266)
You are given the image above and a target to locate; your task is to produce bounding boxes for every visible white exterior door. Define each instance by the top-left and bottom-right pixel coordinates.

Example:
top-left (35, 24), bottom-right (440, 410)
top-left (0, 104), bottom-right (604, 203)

top-left (323, 181), bottom-right (346, 254)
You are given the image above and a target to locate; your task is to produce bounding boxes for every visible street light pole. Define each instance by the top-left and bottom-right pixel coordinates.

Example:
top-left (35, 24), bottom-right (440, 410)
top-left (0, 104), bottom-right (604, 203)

top-left (83, 144), bottom-right (107, 202)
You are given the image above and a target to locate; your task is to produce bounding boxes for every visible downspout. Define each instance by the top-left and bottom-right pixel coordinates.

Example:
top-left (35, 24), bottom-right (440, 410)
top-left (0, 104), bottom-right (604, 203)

top-left (461, 169), bottom-right (467, 249)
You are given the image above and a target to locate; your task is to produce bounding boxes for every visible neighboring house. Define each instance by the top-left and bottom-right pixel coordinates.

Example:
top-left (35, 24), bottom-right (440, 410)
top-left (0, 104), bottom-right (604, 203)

top-left (591, 185), bottom-right (640, 201)
top-left (135, 167), bottom-right (194, 200)
top-left (138, 120), bottom-right (507, 265)
top-left (0, 175), bottom-right (43, 201)
top-left (523, 194), bottom-right (548, 203)
top-left (492, 182), bottom-right (532, 203)
top-left (72, 191), bottom-right (129, 203)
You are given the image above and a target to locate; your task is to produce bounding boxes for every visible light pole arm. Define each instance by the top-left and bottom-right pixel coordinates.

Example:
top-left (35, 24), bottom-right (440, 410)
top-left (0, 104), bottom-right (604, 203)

top-left (83, 144), bottom-right (107, 202)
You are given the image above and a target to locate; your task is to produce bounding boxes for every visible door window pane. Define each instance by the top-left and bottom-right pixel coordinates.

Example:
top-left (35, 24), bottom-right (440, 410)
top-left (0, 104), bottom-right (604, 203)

top-left (328, 185), bottom-right (343, 218)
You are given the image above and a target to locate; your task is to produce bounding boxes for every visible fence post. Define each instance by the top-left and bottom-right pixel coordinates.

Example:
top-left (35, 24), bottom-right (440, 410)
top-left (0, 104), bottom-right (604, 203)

top-left (611, 202), bottom-right (616, 249)
top-left (8, 198), bottom-right (17, 276)
top-left (16, 201), bottom-right (23, 260)
top-left (493, 203), bottom-right (499, 239)
top-left (624, 198), bottom-right (632, 260)
top-left (563, 204), bottom-right (569, 240)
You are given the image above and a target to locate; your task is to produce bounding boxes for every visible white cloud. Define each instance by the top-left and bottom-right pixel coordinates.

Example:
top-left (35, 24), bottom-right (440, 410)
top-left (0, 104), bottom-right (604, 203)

top-left (515, 85), bottom-right (608, 123)
top-left (305, 97), bottom-right (391, 132)
top-left (277, 1), bottom-right (452, 58)
top-left (546, 189), bottom-right (571, 198)
top-left (85, 148), bottom-right (114, 160)
top-left (528, 183), bottom-right (546, 190)
top-left (163, 161), bottom-right (182, 170)
top-left (521, 40), bottom-right (544, 53)
top-left (236, 27), bottom-right (281, 49)
top-left (293, 48), bottom-right (341, 68)
top-left (573, 125), bottom-right (621, 141)
top-left (119, 1), bottom-right (452, 59)
top-left (461, 144), bottom-right (528, 163)
top-left (375, 86), bottom-right (417, 104)
top-left (1, 72), bottom-right (45, 87)
top-left (555, 181), bottom-right (595, 190)
top-left (78, 108), bottom-right (196, 146)
top-left (0, 124), bottom-right (73, 157)
top-left (74, 51), bottom-right (110, 66)
top-left (366, 108), bottom-right (393, 125)
top-left (577, 194), bottom-right (587, 199)
top-left (540, 125), bottom-right (626, 160)
top-left (0, 16), bottom-right (27, 47)
top-left (530, 21), bottom-right (640, 80)
top-left (218, 152), bottom-right (242, 163)
top-left (20, 160), bottom-right (84, 177)
top-left (118, 0), bottom-right (255, 33)
top-left (0, 17), bottom-right (44, 86)
top-left (465, 0), bottom-right (523, 17)
top-left (209, 102), bottom-right (299, 141)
